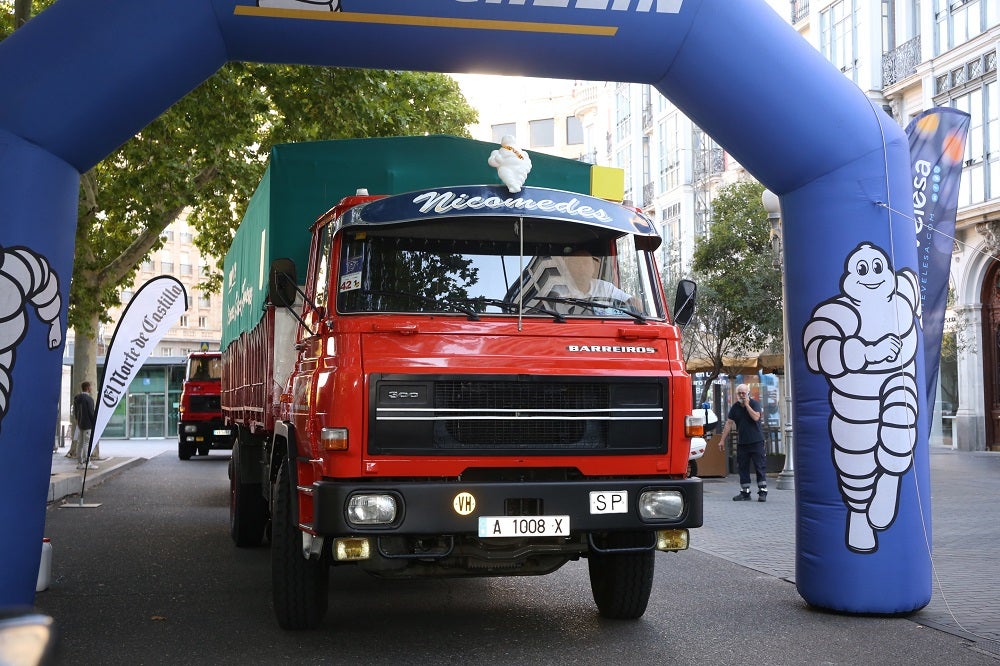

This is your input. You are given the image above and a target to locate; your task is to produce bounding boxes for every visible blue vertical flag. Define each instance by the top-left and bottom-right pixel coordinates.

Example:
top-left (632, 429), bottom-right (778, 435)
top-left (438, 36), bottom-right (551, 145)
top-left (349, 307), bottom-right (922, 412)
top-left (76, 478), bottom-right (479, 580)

top-left (905, 107), bottom-right (970, 428)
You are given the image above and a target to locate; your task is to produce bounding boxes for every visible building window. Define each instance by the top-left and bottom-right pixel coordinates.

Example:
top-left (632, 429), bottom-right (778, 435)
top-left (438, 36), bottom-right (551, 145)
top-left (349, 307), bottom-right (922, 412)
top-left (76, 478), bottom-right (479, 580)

top-left (934, 0), bottom-right (994, 54)
top-left (161, 230), bottom-right (174, 242)
top-left (199, 294), bottom-right (211, 309)
top-left (179, 315), bottom-right (188, 327)
top-left (180, 231), bottom-right (193, 244)
top-left (198, 316), bottom-right (208, 329)
top-left (529, 118), bottom-right (555, 148)
top-left (161, 347), bottom-right (173, 356)
top-left (566, 116), bottom-right (583, 145)
top-left (491, 123), bottom-right (516, 143)
top-left (950, 79), bottom-right (997, 207)
top-left (820, 0), bottom-right (859, 83)
top-left (160, 260), bottom-right (174, 272)
top-left (615, 84), bottom-right (631, 143)
top-left (658, 114), bottom-right (681, 192)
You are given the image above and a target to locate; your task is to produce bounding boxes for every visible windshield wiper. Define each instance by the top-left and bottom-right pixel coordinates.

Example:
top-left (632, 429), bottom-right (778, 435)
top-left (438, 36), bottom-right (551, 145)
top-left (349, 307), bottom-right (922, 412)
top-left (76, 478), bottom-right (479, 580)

top-left (361, 290), bottom-right (480, 321)
top-left (532, 296), bottom-right (647, 324)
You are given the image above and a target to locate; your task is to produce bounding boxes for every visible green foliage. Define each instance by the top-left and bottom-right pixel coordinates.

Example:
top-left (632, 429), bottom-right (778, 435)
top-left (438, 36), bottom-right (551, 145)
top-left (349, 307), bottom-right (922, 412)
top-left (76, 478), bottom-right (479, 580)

top-left (686, 181), bottom-right (783, 397)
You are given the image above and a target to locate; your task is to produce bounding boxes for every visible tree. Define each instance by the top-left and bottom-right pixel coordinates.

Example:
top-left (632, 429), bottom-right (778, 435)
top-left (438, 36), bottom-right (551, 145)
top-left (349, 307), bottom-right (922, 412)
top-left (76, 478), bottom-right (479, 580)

top-left (687, 180), bottom-right (783, 402)
top-left (2, 7), bottom-right (479, 393)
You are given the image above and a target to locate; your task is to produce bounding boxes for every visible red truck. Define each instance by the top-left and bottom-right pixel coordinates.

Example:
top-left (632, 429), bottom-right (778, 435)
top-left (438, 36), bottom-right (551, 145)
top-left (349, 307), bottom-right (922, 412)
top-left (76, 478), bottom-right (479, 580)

top-left (221, 137), bottom-right (703, 630)
top-left (177, 351), bottom-right (232, 460)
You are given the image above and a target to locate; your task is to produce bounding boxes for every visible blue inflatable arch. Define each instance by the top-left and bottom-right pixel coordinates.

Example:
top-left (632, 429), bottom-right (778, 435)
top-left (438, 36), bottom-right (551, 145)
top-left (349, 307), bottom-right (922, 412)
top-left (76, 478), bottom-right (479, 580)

top-left (0, 0), bottom-right (931, 614)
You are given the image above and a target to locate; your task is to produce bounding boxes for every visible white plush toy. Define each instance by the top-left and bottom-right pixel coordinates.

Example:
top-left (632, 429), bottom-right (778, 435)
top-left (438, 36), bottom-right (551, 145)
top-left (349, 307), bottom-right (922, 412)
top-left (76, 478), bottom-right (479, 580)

top-left (488, 135), bottom-right (532, 193)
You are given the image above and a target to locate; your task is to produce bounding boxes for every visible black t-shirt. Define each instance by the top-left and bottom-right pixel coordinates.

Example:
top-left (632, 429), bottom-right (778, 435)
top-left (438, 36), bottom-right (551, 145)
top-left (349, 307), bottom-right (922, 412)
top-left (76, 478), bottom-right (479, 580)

top-left (727, 398), bottom-right (764, 445)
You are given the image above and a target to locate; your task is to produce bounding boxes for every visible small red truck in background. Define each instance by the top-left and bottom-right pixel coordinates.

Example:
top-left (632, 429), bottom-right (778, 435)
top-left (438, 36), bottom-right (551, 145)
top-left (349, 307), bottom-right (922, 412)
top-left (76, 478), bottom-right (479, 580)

top-left (221, 136), bottom-right (704, 630)
top-left (177, 351), bottom-right (232, 460)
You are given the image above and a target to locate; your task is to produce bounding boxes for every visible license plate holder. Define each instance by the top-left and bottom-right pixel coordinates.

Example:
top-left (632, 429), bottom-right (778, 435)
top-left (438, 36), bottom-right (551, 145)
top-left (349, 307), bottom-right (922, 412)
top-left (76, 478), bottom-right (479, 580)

top-left (478, 515), bottom-right (570, 538)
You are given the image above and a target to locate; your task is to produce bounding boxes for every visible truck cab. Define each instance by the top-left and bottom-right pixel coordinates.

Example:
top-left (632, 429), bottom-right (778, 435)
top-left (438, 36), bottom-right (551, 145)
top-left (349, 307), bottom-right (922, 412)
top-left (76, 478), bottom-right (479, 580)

top-left (177, 351), bottom-right (232, 459)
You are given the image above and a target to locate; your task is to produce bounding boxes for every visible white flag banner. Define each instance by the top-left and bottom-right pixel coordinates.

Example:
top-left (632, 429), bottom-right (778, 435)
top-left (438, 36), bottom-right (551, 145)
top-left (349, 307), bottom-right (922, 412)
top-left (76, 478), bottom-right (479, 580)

top-left (90, 276), bottom-right (188, 448)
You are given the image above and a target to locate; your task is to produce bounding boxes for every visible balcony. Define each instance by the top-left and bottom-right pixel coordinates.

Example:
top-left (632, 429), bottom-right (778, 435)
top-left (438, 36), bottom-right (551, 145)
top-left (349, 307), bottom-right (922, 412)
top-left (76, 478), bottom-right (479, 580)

top-left (790, 0), bottom-right (809, 24)
top-left (882, 36), bottom-right (921, 88)
top-left (642, 103), bottom-right (654, 134)
top-left (642, 182), bottom-right (655, 210)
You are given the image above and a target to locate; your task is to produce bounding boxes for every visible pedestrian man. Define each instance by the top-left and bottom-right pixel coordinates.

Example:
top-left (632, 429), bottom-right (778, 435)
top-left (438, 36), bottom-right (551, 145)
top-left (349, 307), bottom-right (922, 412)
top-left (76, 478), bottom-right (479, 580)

top-left (718, 383), bottom-right (768, 502)
top-left (73, 381), bottom-right (99, 470)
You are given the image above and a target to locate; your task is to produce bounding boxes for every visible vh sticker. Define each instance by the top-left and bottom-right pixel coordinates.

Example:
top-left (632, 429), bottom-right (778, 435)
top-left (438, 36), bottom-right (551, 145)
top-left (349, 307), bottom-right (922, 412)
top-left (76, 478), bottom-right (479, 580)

top-left (453, 492), bottom-right (476, 515)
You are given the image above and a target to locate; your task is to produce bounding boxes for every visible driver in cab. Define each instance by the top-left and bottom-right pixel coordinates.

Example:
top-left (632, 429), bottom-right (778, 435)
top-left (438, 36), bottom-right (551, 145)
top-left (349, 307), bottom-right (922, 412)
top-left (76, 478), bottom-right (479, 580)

top-left (547, 249), bottom-right (640, 315)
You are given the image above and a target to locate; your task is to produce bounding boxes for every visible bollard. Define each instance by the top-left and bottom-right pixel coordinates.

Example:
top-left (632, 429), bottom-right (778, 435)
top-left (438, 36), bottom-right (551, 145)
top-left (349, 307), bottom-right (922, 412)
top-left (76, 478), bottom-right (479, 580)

top-left (35, 538), bottom-right (52, 592)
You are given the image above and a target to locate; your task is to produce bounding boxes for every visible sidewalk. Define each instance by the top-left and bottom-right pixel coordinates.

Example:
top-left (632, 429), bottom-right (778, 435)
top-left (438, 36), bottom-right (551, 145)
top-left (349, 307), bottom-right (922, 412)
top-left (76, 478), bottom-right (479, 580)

top-left (47, 449), bottom-right (142, 504)
top-left (46, 438), bottom-right (177, 505)
top-left (693, 446), bottom-right (1000, 655)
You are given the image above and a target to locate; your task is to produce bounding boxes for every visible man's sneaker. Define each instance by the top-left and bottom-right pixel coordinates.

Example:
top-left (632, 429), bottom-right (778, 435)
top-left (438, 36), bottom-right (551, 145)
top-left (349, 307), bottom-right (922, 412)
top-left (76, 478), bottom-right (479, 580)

top-left (758, 491), bottom-right (768, 502)
top-left (76, 463), bottom-right (98, 470)
top-left (732, 491), bottom-right (752, 501)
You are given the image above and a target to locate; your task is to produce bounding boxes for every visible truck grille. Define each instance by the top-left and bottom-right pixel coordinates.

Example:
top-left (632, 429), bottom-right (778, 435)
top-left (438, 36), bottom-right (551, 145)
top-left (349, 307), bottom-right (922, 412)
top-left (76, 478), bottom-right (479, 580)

top-left (188, 395), bottom-right (221, 413)
top-left (369, 374), bottom-right (667, 456)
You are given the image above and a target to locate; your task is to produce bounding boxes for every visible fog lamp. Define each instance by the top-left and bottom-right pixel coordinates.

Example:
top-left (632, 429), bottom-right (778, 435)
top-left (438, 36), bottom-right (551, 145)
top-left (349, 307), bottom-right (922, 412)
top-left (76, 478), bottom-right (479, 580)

top-left (347, 494), bottom-right (397, 525)
top-left (656, 529), bottom-right (689, 551)
top-left (335, 537), bottom-right (371, 561)
top-left (638, 490), bottom-right (683, 520)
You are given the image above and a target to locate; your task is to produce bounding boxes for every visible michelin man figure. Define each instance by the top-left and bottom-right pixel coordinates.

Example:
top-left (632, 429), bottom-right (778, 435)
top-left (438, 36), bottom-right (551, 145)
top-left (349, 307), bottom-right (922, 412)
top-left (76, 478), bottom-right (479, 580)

top-left (488, 135), bottom-right (533, 194)
top-left (802, 242), bottom-right (920, 553)
top-left (0, 245), bottom-right (62, 431)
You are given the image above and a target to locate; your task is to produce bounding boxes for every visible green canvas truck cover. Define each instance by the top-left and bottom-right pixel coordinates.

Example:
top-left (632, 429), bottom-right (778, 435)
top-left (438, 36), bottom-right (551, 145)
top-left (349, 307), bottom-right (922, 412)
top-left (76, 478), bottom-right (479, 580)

top-left (222, 134), bottom-right (615, 349)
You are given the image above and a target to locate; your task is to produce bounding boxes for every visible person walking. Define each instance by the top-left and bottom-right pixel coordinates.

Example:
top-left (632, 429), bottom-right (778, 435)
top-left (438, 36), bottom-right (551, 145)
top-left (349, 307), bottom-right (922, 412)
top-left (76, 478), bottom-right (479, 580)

top-left (718, 383), bottom-right (768, 502)
top-left (72, 381), bottom-right (99, 470)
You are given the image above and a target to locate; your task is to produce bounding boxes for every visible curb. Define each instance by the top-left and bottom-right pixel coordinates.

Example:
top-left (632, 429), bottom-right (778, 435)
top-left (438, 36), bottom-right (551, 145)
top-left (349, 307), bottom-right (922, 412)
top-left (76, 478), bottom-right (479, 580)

top-left (47, 458), bottom-right (145, 505)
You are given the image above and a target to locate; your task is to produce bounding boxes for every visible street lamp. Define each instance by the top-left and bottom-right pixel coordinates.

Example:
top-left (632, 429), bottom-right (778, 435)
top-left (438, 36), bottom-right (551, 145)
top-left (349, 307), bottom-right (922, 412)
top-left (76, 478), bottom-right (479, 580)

top-left (762, 189), bottom-right (794, 491)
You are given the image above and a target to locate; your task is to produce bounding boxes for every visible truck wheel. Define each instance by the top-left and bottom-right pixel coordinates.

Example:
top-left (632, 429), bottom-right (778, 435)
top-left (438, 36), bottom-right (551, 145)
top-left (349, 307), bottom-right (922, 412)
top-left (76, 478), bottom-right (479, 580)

top-left (178, 442), bottom-right (195, 460)
top-left (272, 460), bottom-right (328, 630)
top-left (587, 532), bottom-right (655, 620)
top-left (230, 445), bottom-right (267, 547)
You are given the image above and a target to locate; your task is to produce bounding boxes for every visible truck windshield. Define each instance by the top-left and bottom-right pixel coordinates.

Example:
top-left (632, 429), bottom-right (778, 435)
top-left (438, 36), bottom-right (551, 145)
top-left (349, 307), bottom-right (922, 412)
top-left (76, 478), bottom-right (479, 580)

top-left (335, 218), bottom-right (664, 320)
top-left (187, 356), bottom-right (221, 381)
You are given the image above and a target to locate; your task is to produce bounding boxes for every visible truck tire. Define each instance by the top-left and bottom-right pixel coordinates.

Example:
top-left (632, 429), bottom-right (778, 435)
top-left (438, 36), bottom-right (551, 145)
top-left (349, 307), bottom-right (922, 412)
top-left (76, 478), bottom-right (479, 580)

top-left (229, 444), bottom-right (267, 547)
top-left (178, 442), bottom-right (195, 460)
top-left (272, 460), bottom-right (328, 630)
top-left (587, 532), bottom-right (655, 620)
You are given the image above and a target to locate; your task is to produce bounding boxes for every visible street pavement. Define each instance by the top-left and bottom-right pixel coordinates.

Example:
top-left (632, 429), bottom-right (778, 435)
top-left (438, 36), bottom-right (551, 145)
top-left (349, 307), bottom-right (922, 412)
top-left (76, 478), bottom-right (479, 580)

top-left (45, 439), bottom-right (1000, 657)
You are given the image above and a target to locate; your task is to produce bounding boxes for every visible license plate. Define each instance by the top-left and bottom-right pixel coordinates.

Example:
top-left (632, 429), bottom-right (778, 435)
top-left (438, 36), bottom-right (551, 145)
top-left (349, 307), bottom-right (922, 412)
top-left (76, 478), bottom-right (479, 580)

top-left (590, 491), bottom-right (628, 514)
top-left (478, 515), bottom-right (570, 538)
top-left (213, 429), bottom-right (230, 436)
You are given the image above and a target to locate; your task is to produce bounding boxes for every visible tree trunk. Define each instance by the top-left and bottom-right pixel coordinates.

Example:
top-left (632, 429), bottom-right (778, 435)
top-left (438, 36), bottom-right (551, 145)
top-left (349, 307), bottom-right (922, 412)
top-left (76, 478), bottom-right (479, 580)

top-left (14, 0), bottom-right (31, 29)
top-left (72, 310), bottom-right (100, 398)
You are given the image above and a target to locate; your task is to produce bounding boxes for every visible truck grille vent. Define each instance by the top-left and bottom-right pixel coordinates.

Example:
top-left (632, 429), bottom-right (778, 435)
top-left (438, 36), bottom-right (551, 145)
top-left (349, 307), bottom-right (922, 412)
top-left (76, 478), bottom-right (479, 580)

top-left (188, 395), bottom-right (221, 413)
top-left (370, 374), bottom-right (666, 456)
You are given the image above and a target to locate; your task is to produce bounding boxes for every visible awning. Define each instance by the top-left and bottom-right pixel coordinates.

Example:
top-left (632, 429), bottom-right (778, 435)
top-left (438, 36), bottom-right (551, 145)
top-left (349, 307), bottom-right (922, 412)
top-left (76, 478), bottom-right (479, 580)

top-left (687, 353), bottom-right (784, 375)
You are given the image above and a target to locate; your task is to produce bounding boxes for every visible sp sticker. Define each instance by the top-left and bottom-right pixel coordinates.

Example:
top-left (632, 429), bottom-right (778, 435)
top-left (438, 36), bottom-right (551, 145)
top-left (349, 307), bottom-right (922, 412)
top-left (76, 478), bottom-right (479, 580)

top-left (453, 492), bottom-right (476, 516)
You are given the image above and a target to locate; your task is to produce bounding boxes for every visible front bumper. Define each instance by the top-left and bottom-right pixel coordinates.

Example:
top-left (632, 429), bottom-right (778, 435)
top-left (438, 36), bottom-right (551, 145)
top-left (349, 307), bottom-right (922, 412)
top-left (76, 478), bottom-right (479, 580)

top-left (178, 421), bottom-right (233, 448)
top-left (312, 477), bottom-right (703, 536)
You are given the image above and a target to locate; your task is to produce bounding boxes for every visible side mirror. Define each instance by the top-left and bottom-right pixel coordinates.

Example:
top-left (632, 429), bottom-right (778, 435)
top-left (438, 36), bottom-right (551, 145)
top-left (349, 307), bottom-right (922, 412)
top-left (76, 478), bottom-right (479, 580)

top-left (268, 258), bottom-right (297, 308)
top-left (673, 279), bottom-right (696, 328)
